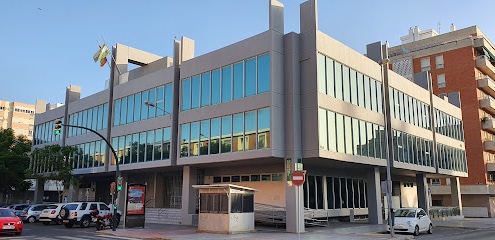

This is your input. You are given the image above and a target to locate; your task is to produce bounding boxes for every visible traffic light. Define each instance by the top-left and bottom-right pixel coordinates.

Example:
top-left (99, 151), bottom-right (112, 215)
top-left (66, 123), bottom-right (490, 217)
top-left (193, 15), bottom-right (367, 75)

top-left (54, 119), bottom-right (62, 135)
top-left (117, 176), bottom-right (123, 191)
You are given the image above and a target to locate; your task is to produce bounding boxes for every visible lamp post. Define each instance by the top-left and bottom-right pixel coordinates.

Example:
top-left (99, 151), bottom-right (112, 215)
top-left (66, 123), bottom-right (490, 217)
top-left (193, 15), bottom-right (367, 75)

top-left (144, 101), bottom-right (171, 115)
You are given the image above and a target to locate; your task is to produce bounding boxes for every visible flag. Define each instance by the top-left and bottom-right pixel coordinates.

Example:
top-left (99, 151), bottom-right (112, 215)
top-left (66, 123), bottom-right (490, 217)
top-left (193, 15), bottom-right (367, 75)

top-left (93, 44), bottom-right (109, 63)
top-left (100, 57), bottom-right (108, 67)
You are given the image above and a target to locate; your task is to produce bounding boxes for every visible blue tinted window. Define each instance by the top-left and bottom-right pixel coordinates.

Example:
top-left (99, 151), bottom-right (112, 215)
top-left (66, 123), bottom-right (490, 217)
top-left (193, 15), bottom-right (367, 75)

top-left (182, 78), bottom-right (191, 111)
top-left (258, 108), bottom-right (270, 149)
top-left (233, 113), bottom-right (244, 152)
top-left (201, 72), bottom-right (211, 107)
top-left (190, 122), bottom-right (199, 156)
top-left (165, 84), bottom-right (173, 115)
top-left (181, 124), bottom-right (190, 157)
top-left (141, 91), bottom-right (149, 120)
top-left (134, 93), bottom-right (141, 121)
top-left (257, 53), bottom-right (270, 93)
top-left (233, 62), bottom-right (244, 100)
top-left (148, 88), bottom-right (156, 118)
top-left (103, 104), bottom-right (108, 129)
top-left (191, 75), bottom-right (200, 109)
top-left (114, 99), bottom-right (121, 126)
top-left (156, 86), bottom-right (164, 117)
top-left (222, 66), bottom-right (232, 103)
top-left (120, 98), bottom-right (127, 125)
top-left (127, 95), bottom-right (134, 124)
top-left (211, 69), bottom-right (221, 105)
top-left (245, 58), bottom-right (256, 96)
top-left (221, 116), bottom-right (232, 153)
top-left (211, 118), bottom-right (220, 154)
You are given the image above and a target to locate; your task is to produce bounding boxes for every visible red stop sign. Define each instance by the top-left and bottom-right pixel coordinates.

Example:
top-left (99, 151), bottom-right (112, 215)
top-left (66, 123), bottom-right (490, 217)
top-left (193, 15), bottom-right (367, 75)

top-left (110, 182), bottom-right (116, 194)
top-left (292, 171), bottom-right (305, 186)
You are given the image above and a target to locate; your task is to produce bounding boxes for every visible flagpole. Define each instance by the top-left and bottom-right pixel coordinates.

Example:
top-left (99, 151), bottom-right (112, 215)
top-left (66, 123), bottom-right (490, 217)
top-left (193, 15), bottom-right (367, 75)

top-left (96, 39), bottom-right (112, 71)
top-left (102, 37), bottom-right (122, 75)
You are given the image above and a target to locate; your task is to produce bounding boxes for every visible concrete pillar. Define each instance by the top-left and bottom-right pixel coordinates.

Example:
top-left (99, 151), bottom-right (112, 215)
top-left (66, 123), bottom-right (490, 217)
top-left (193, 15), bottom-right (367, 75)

top-left (181, 166), bottom-right (197, 225)
top-left (285, 181), bottom-right (305, 233)
top-left (416, 173), bottom-right (430, 213)
top-left (67, 184), bottom-right (80, 202)
top-left (450, 177), bottom-right (463, 216)
top-left (366, 167), bottom-right (383, 224)
top-left (33, 179), bottom-right (45, 203)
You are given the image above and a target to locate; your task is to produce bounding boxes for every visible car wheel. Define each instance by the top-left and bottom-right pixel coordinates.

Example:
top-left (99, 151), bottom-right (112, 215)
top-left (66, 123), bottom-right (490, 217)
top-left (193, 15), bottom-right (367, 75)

top-left (427, 224), bottom-right (433, 234)
top-left (55, 218), bottom-right (63, 225)
top-left (80, 216), bottom-right (91, 228)
top-left (59, 207), bottom-right (70, 219)
top-left (413, 225), bottom-right (420, 236)
top-left (42, 221), bottom-right (50, 225)
top-left (28, 216), bottom-right (36, 223)
top-left (64, 223), bottom-right (74, 228)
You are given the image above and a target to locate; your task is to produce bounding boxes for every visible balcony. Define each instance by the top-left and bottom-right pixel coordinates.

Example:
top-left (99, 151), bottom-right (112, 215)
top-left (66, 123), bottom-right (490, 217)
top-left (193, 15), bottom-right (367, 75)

top-left (478, 76), bottom-right (495, 97)
top-left (482, 117), bottom-right (495, 133)
top-left (487, 162), bottom-right (495, 172)
top-left (480, 97), bottom-right (495, 115)
top-left (476, 55), bottom-right (495, 79)
top-left (484, 140), bottom-right (495, 152)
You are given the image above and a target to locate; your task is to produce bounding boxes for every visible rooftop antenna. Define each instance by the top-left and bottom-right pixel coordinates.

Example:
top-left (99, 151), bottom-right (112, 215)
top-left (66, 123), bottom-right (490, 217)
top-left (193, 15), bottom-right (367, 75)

top-left (437, 21), bottom-right (441, 34)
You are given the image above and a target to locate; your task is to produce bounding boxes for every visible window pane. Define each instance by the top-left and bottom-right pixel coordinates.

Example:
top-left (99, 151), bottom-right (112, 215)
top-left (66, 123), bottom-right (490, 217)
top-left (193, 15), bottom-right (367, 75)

top-left (233, 62), bottom-right (244, 100)
top-left (233, 113), bottom-right (244, 152)
top-left (258, 108), bottom-right (270, 149)
top-left (163, 128), bottom-right (171, 159)
top-left (350, 69), bottom-right (358, 105)
top-left (139, 132), bottom-right (146, 162)
top-left (342, 66), bottom-right (350, 102)
top-left (257, 53), bottom-right (270, 93)
top-left (133, 93), bottom-right (141, 121)
top-left (141, 91), bottom-right (149, 120)
top-left (154, 129), bottom-right (163, 160)
top-left (336, 113), bottom-right (345, 153)
top-left (327, 111), bottom-right (336, 152)
top-left (334, 61), bottom-right (343, 100)
top-left (120, 98), bottom-right (127, 125)
top-left (180, 124), bottom-right (190, 157)
top-left (127, 95), bottom-right (134, 124)
top-left (222, 66), bottom-right (232, 102)
top-left (319, 108), bottom-right (328, 150)
top-left (317, 53), bottom-right (326, 94)
top-left (114, 99), bottom-right (121, 126)
top-left (190, 122), bottom-right (199, 156)
top-left (245, 111), bottom-right (256, 150)
top-left (148, 88), bottom-right (156, 118)
top-left (201, 72), bottom-right (211, 107)
top-left (221, 116), bottom-right (232, 153)
top-left (191, 75), bottom-right (200, 109)
top-left (181, 78), bottom-right (191, 111)
top-left (200, 120), bottom-right (210, 155)
top-left (211, 118), bottom-right (220, 154)
top-left (245, 58), bottom-right (256, 96)
top-left (211, 69), bottom-right (221, 105)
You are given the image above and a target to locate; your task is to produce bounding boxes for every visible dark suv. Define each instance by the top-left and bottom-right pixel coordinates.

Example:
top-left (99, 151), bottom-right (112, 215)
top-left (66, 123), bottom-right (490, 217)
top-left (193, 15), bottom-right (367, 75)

top-left (58, 202), bottom-right (120, 228)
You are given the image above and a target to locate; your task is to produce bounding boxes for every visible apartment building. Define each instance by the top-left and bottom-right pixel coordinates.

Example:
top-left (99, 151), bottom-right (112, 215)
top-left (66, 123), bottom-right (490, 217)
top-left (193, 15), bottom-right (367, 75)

top-left (389, 25), bottom-right (495, 217)
top-left (0, 100), bottom-right (35, 140)
top-left (31, 0), bottom-right (466, 232)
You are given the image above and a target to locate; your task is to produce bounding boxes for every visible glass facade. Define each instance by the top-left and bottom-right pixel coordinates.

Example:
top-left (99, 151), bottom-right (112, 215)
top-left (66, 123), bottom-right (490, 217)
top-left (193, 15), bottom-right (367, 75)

top-left (304, 175), bottom-right (367, 210)
top-left (389, 87), bottom-right (431, 130)
top-left (67, 103), bottom-right (109, 137)
top-left (114, 83), bottom-right (173, 126)
top-left (318, 108), bottom-right (386, 159)
top-left (180, 108), bottom-right (270, 158)
top-left (109, 127), bottom-right (171, 166)
top-left (181, 53), bottom-right (270, 111)
top-left (72, 140), bottom-right (105, 169)
top-left (434, 109), bottom-right (464, 141)
top-left (436, 143), bottom-right (467, 172)
top-left (392, 129), bottom-right (433, 167)
top-left (33, 117), bottom-right (65, 145)
top-left (317, 53), bottom-right (383, 114)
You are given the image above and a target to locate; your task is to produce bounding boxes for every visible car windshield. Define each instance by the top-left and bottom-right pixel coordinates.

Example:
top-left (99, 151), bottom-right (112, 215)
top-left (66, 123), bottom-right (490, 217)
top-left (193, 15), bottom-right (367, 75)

top-left (0, 209), bottom-right (16, 217)
top-left (394, 209), bottom-right (416, 218)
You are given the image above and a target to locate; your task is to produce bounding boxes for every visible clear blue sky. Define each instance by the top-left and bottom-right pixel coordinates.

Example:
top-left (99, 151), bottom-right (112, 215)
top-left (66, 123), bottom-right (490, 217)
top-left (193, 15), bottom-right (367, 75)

top-left (1, 0), bottom-right (493, 105)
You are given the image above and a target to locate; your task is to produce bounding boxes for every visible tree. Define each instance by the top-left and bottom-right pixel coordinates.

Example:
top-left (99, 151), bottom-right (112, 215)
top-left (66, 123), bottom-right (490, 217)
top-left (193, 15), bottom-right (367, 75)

top-left (28, 144), bottom-right (78, 203)
top-left (0, 128), bottom-right (32, 204)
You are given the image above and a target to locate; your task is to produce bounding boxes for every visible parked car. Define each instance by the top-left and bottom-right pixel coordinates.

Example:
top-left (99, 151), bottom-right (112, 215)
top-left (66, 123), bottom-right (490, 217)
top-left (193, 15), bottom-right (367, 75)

top-left (39, 203), bottom-right (65, 225)
top-left (387, 207), bottom-right (433, 236)
top-left (0, 208), bottom-right (23, 236)
top-left (18, 204), bottom-right (50, 223)
top-left (9, 204), bottom-right (31, 217)
top-left (59, 202), bottom-right (121, 228)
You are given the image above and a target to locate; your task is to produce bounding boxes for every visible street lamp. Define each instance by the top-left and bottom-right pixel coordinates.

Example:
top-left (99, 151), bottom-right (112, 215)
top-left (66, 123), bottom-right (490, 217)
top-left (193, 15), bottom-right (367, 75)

top-left (144, 101), bottom-right (171, 115)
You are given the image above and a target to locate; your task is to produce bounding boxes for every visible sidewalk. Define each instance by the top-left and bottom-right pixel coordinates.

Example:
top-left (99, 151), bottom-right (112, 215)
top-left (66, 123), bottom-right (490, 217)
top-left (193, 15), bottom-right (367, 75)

top-left (99, 217), bottom-right (495, 240)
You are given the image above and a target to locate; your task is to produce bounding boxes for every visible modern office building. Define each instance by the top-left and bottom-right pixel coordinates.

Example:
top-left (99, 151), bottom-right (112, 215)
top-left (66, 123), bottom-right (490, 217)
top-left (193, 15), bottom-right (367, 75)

top-left (31, 0), bottom-right (467, 232)
top-left (388, 25), bottom-right (495, 217)
top-left (0, 100), bottom-right (36, 140)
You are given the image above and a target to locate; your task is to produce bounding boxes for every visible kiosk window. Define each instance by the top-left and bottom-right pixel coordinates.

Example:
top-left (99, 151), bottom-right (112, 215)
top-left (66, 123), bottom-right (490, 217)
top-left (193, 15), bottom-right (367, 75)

top-left (200, 194), bottom-right (228, 214)
top-left (231, 193), bottom-right (254, 213)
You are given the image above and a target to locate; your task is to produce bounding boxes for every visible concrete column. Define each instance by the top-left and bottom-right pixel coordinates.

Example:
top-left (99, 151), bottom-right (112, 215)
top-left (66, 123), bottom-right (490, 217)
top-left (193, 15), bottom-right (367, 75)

top-left (67, 184), bottom-right (80, 202)
top-left (181, 166), bottom-right (197, 225)
top-left (450, 177), bottom-right (463, 216)
top-left (416, 173), bottom-right (430, 213)
top-left (366, 167), bottom-right (383, 224)
top-left (33, 179), bottom-right (45, 203)
top-left (285, 182), bottom-right (305, 233)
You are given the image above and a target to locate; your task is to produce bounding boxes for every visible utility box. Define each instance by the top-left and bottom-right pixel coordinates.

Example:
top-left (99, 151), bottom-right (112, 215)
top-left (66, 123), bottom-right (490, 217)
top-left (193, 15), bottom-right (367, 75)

top-left (192, 184), bottom-right (259, 234)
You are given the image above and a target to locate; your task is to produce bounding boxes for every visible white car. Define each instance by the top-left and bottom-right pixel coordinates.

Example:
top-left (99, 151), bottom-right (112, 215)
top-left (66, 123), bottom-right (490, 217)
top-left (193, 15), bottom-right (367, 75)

top-left (387, 208), bottom-right (432, 236)
top-left (39, 203), bottom-right (65, 225)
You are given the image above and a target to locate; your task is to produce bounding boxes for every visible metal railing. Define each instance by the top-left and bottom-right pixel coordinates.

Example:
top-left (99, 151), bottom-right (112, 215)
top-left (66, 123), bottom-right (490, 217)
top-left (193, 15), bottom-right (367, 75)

top-left (428, 206), bottom-right (461, 218)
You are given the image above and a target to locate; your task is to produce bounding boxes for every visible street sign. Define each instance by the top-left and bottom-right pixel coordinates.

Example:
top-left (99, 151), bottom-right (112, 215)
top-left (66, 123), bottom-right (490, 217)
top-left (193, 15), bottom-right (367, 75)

top-left (291, 170), bottom-right (305, 186)
top-left (110, 182), bottom-right (116, 195)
